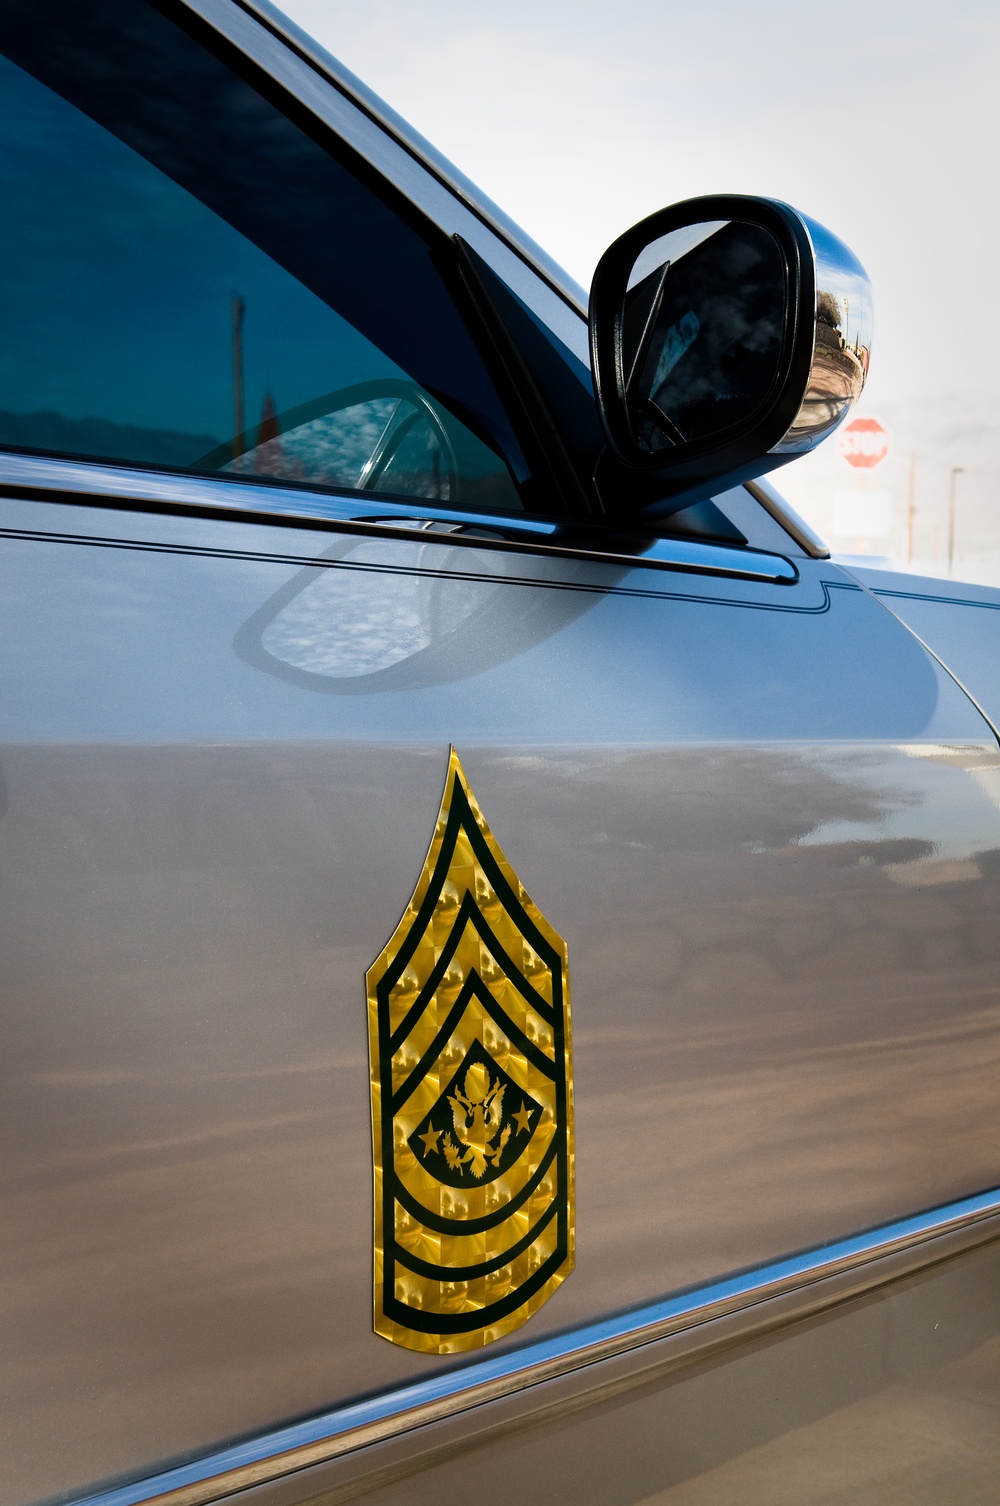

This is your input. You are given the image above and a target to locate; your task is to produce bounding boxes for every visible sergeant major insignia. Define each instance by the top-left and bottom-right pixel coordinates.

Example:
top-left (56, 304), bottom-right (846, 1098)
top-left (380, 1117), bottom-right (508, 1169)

top-left (366, 748), bottom-right (574, 1353)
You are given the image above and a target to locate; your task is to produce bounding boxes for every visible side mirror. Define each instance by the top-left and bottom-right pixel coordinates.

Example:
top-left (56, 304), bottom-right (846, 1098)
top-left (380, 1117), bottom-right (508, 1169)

top-left (589, 195), bottom-right (872, 518)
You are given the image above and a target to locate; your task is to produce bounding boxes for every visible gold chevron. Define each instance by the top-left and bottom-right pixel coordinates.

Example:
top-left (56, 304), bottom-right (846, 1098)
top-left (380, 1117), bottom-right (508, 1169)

top-left (367, 748), bottom-right (574, 1353)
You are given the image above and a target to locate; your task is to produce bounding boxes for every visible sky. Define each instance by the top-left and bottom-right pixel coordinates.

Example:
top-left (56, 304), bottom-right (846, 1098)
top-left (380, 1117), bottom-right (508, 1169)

top-left (279, 0), bottom-right (999, 404)
top-left (280, 0), bottom-right (1000, 572)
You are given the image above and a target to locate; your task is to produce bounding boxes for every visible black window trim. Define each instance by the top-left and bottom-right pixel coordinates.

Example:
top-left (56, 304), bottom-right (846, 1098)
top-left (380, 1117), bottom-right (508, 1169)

top-left (0, 450), bottom-right (800, 583)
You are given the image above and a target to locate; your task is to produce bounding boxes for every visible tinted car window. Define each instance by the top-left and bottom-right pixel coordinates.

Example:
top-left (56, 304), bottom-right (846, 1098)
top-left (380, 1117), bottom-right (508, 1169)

top-left (0, 0), bottom-right (526, 512)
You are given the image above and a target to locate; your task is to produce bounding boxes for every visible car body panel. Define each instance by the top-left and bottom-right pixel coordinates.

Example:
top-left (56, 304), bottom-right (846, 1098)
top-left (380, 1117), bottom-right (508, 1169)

top-left (243, 1235), bottom-right (1000, 1506)
top-left (840, 562), bottom-right (1000, 733)
top-left (3, 490), bottom-right (1000, 1500)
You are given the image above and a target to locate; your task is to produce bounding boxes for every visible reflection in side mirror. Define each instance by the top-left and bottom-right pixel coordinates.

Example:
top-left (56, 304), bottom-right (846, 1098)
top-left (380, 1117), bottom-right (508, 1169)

top-left (623, 220), bottom-right (787, 453)
top-left (589, 195), bottom-right (872, 517)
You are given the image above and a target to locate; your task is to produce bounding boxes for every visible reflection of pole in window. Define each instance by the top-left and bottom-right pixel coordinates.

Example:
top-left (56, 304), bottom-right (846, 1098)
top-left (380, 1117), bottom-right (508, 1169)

top-left (252, 392), bottom-right (286, 478)
top-left (258, 391), bottom-right (279, 447)
top-left (948, 466), bottom-right (964, 576)
top-left (232, 293), bottom-right (246, 460)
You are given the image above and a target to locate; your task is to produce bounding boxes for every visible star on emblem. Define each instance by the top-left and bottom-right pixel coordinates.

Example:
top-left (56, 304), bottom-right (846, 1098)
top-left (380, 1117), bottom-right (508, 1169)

top-left (513, 1102), bottom-right (534, 1135)
top-left (417, 1123), bottom-right (442, 1157)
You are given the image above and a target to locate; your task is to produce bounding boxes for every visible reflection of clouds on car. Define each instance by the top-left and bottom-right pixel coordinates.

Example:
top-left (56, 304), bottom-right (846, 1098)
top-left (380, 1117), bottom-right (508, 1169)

top-left (233, 535), bottom-right (613, 694)
top-left (221, 395), bottom-right (454, 503)
top-left (199, 379), bottom-right (505, 507)
top-left (259, 542), bottom-right (426, 678)
top-left (224, 399), bottom-right (398, 490)
top-left (258, 539), bottom-right (488, 678)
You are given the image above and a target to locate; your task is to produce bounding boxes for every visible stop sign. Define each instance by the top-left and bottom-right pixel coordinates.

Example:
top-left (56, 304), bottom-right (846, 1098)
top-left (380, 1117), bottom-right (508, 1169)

top-left (838, 416), bottom-right (889, 469)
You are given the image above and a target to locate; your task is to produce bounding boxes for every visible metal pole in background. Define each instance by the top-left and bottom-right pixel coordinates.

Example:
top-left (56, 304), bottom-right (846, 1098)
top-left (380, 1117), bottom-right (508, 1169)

top-left (232, 293), bottom-right (246, 461)
top-left (948, 466), bottom-right (964, 576)
top-left (906, 453), bottom-right (916, 562)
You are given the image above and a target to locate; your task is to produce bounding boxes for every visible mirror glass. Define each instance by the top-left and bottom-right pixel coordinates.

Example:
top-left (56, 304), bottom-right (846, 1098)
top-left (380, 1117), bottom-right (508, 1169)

top-left (622, 220), bottom-right (786, 453)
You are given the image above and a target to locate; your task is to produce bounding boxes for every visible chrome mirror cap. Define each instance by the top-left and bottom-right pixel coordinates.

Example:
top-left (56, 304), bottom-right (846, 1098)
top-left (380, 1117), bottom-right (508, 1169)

top-left (771, 212), bottom-right (872, 455)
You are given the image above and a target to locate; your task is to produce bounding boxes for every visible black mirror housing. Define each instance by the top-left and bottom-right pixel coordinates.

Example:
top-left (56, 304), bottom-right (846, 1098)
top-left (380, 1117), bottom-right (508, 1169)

top-left (589, 195), bottom-right (872, 519)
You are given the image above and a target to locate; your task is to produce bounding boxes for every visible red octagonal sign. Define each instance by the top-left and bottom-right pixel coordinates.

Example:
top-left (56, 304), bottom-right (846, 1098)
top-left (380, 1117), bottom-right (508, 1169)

top-left (838, 416), bottom-right (889, 469)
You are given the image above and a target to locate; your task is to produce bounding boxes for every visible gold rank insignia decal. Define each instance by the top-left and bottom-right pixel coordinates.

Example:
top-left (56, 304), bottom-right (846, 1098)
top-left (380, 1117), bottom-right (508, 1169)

top-left (366, 748), bottom-right (574, 1353)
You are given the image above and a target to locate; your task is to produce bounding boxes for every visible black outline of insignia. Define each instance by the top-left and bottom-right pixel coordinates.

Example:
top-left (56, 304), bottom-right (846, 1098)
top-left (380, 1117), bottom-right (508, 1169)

top-left (373, 765), bottom-right (572, 1340)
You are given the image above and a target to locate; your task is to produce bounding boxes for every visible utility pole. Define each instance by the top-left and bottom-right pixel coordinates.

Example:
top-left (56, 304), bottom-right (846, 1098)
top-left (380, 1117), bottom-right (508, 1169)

top-left (906, 453), bottom-right (916, 563)
top-left (232, 293), bottom-right (246, 461)
top-left (947, 466), bottom-right (964, 576)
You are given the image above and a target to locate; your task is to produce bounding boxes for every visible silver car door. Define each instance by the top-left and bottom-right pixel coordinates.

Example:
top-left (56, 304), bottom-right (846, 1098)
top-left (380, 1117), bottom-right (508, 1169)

top-left (6, 484), bottom-right (1000, 1504)
top-left (3, 3), bottom-right (1000, 1504)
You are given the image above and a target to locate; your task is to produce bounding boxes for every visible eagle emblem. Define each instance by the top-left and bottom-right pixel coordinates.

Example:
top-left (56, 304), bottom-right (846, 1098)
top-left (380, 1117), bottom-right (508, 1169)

top-left (445, 1058), bottom-right (510, 1178)
top-left (367, 748), bottom-right (575, 1353)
